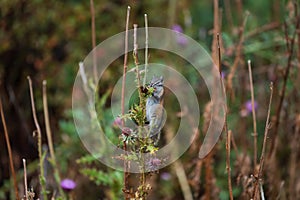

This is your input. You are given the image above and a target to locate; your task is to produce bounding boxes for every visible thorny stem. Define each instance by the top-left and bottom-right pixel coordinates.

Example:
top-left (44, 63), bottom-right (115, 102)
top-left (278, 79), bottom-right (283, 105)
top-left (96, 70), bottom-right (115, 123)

top-left (143, 14), bottom-right (149, 86)
top-left (0, 98), bottom-right (19, 200)
top-left (43, 80), bottom-right (65, 198)
top-left (133, 23), bottom-right (147, 197)
top-left (247, 60), bottom-right (258, 170)
top-left (253, 82), bottom-right (273, 200)
top-left (121, 6), bottom-right (130, 199)
top-left (27, 76), bottom-right (47, 200)
top-left (23, 159), bottom-right (28, 200)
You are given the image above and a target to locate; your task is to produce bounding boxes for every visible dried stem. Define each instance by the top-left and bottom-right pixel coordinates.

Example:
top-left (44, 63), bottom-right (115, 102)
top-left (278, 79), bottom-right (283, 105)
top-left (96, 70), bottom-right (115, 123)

top-left (165, 125), bottom-right (193, 200)
top-left (247, 60), bottom-right (258, 170)
top-left (174, 161), bottom-right (193, 200)
top-left (216, 24), bottom-right (233, 200)
top-left (43, 81), bottom-right (55, 160)
top-left (143, 14), bottom-right (149, 86)
top-left (212, 0), bottom-right (220, 63)
top-left (133, 24), bottom-right (143, 102)
top-left (235, 0), bottom-right (243, 25)
top-left (121, 6), bottom-right (131, 199)
top-left (121, 6), bottom-right (130, 121)
top-left (245, 21), bottom-right (281, 39)
top-left (269, 14), bottom-right (300, 158)
top-left (226, 130), bottom-right (233, 200)
top-left (289, 115), bottom-right (300, 198)
top-left (90, 0), bottom-right (98, 82)
top-left (23, 158), bottom-right (28, 200)
top-left (43, 80), bottom-right (65, 198)
top-left (217, 33), bottom-right (222, 72)
top-left (0, 98), bottom-right (19, 200)
top-left (227, 12), bottom-right (249, 100)
top-left (253, 82), bottom-right (274, 199)
top-left (224, 0), bottom-right (234, 31)
top-left (27, 76), bottom-right (47, 200)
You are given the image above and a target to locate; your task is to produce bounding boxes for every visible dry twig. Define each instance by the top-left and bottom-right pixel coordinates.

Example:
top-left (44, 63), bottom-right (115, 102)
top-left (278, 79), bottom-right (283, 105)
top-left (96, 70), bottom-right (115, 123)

top-left (0, 98), bottom-right (19, 200)
top-left (269, 14), bottom-right (300, 158)
top-left (27, 76), bottom-right (47, 200)
top-left (227, 12), bottom-right (249, 100)
top-left (43, 80), bottom-right (65, 198)
top-left (90, 0), bottom-right (98, 82)
top-left (23, 158), bottom-right (28, 200)
top-left (121, 6), bottom-right (131, 199)
top-left (253, 82), bottom-right (274, 199)
top-left (143, 14), bottom-right (149, 86)
top-left (247, 60), bottom-right (258, 170)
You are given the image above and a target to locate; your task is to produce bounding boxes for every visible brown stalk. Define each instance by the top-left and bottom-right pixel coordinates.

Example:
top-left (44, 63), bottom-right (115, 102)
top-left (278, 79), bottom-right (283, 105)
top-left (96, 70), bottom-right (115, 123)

top-left (165, 125), bottom-right (193, 200)
top-left (133, 24), bottom-right (143, 102)
top-left (0, 98), bottom-right (19, 200)
top-left (216, 12), bottom-right (234, 199)
top-left (247, 60), bottom-right (258, 170)
top-left (212, 0), bottom-right (220, 63)
top-left (224, 0), bottom-right (234, 31)
top-left (121, 6), bottom-right (131, 199)
top-left (289, 115), bottom-right (300, 198)
top-left (245, 21), bottom-right (281, 39)
top-left (143, 14), bottom-right (149, 86)
top-left (27, 76), bottom-right (47, 200)
top-left (253, 82), bottom-right (273, 200)
top-left (90, 0), bottom-right (98, 82)
top-left (235, 0), bottom-right (243, 25)
top-left (227, 12), bottom-right (249, 100)
top-left (268, 14), bottom-right (300, 158)
top-left (202, 1), bottom-right (222, 199)
top-left (43, 81), bottom-right (56, 166)
top-left (43, 80), bottom-right (65, 198)
top-left (174, 160), bottom-right (193, 200)
top-left (226, 129), bottom-right (233, 200)
top-left (23, 158), bottom-right (28, 200)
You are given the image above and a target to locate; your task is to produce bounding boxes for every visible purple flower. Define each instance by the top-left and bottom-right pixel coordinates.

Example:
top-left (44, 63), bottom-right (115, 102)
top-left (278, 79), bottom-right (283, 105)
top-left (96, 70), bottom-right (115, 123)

top-left (245, 100), bottom-right (258, 113)
top-left (122, 127), bottom-right (133, 136)
top-left (160, 172), bottom-right (171, 181)
top-left (172, 24), bottom-right (188, 46)
top-left (240, 100), bottom-right (258, 117)
top-left (113, 117), bottom-right (122, 127)
top-left (146, 157), bottom-right (162, 171)
top-left (221, 71), bottom-right (226, 79)
top-left (60, 179), bottom-right (76, 192)
top-left (172, 24), bottom-right (183, 33)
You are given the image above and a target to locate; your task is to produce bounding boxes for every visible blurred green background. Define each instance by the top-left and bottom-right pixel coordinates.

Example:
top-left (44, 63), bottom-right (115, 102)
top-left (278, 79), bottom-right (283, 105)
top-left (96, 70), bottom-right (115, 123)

top-left (1, 0), bottom-right (299, 199)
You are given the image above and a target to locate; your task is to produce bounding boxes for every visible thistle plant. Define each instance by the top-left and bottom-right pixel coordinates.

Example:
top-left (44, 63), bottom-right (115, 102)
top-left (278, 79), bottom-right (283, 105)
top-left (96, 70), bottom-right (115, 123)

top-left (118, 21), bottom-right (166, 199)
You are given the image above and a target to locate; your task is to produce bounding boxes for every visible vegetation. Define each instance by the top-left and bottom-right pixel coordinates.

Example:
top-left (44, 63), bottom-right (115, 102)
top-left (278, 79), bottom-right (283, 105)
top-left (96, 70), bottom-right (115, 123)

top-left (0, 0), bottom-right (300, 199)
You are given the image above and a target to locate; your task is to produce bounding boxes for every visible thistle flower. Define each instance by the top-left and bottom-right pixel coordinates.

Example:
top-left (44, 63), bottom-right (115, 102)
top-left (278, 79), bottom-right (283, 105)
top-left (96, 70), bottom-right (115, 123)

top-left (160, 172), bottom-right (171, 181)
top-left (60, 179), bottom-right (76, 192)
top-left (240, 100), bottom-right (258, 117)
top-left (245, 100), bottom-right (258, 113)
top-left (221, 71), bottom-right (226, 79)
top-left (171, 24), bottom-right (188, 46)
top-left (112, 117), bottom-right (122, 127)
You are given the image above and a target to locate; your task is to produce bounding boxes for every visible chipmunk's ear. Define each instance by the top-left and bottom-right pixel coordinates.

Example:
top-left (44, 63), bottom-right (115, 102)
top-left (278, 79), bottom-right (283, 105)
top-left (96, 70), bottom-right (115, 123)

top-left (159, 76), bottom-right (163, 82)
